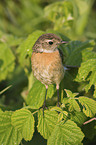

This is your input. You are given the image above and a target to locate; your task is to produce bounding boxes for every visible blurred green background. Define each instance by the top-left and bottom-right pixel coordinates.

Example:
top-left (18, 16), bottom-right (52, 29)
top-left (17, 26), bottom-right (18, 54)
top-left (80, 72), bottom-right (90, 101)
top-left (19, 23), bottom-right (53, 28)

top-left (0, 0), bottom-right (96, 145)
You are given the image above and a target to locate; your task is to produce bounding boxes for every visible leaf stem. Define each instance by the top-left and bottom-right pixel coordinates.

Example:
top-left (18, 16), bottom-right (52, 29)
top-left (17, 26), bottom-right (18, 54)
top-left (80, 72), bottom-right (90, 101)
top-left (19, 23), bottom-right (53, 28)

top-left (23, 106), bottom-right (39, 114)
top-left (32, 110), bottom-right (39, 115)
top-left (0, 85), bottom-right (12, 95)
top-left (83, 117), bottom-right (96, 125)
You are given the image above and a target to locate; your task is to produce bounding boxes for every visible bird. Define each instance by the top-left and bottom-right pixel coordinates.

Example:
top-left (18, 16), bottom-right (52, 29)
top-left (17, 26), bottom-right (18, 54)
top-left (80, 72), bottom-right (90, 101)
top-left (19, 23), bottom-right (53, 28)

top-left (31, 33), bottom-right (68, 111)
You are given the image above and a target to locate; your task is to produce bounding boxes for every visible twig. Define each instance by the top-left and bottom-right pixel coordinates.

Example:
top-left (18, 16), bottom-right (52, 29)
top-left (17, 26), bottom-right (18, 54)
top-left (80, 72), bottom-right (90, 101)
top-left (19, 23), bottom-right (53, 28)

top-left (83, 117), bottom-right (96, 125)
top-left (0, 85), bottom-right (12, 95)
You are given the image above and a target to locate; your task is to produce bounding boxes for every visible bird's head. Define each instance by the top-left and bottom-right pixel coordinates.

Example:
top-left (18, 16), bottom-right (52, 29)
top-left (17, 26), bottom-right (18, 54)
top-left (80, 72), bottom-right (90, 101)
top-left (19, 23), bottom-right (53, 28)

top-left (32, 33), bottom-right (68, 53)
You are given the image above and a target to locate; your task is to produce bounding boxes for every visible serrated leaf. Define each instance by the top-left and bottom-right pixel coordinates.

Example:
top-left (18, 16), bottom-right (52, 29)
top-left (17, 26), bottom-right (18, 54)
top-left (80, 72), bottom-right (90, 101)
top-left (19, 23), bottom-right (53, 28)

top-left (0, 42), bottom-right (15, 81)
top-left (44, 0), bottom-right (93, 37)
top-left (75, 48), bottom-right (96, 97)
top-left (64, 40), bottom-right (94, 66)
top-left (76, 59), bottom-right (96, 82)
top-left (11, 108), bottom-right (34, 141)
top-left (0, 111), bottom-right (22, 145)
top-left (64, 89), bottom-right (78, 98)
top-left (79, 97), bottom-right (96, 117)
top-left (26, 80), bottom-right (46, 109)
top-left (44, 1), bottom-right (74, 31)
top-left (17, 30), bottom-right (44, 67)
top-left (0, 31), bottom-right (23, 47)
top-left (71, 112), bottom-right (87, 126)
top-left (76, 58), bottom-right (96, 97)
top-left (48, 120), bottom-right (84, 145)
top-left (46, 84), bottom-right (56, 99)
top-left (50, 107), bottom-right (68, 116)
top-left (82, 48), bottom-right (96, 62)
top-left (37, 109), bottom-right (58, 139)
top-left (63, 89), bottom-right (80, 112)
top-left (50, 106), bottom-right (63, 112)
top-left (69, 99), bottom-right (81, 112)
top-left (58, 113), bottom-right (64, 122)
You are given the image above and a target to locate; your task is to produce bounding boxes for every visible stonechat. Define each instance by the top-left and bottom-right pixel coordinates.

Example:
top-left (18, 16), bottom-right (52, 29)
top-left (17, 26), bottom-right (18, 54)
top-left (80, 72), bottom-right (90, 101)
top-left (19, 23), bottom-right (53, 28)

top-left (31, 33), bottom-right (68, 109)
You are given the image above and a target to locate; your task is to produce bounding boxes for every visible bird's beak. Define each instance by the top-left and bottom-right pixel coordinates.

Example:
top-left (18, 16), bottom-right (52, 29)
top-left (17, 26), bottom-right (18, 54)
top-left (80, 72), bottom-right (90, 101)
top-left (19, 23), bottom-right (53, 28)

top-left (57, 41), bottom-right (69, 45)
top-left (57, 40), bottom-right (69, 45)
top-left (61, 41), bottom-right (69, 44)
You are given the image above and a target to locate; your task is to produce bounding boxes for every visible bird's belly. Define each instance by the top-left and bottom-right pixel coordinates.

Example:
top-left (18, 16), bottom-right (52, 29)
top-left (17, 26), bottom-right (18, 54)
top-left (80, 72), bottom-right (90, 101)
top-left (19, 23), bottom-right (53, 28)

top-left (31, 51), bottom-right (64, 85)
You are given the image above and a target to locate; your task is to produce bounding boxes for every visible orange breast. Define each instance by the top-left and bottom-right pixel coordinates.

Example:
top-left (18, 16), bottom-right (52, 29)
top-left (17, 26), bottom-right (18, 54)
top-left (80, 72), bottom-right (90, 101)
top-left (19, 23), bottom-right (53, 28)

top-left (31, 50), bottom-right (64, 85)
top-left (31, 51), bottom-right (60, 65)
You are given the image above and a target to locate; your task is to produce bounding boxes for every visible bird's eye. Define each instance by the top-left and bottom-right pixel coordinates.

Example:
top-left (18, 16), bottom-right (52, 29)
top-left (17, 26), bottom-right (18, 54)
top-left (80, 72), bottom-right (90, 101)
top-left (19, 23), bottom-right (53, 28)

top-left (49, 41), bottom-right (53, 45)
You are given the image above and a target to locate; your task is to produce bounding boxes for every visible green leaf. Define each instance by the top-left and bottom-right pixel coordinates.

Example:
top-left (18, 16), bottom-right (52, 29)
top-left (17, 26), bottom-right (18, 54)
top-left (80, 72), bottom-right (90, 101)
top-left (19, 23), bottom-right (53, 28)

top-left (26, 80), bottom-right (46, 109)
top-left (0, 111), bottom-right (22, 145)
top-left (50, 106), bottom-right (68, 116)
top-left (46, 84), bottom-right (56, 99)
top-left (64, 40), bottom-right (94, 66)
top-left (94, 88), bottom-right (96, 98)
top-left (11, 108), bottom-right (34, 141)
top-left (0, 109), bottom-right (2, 112)
top-left (17, 30), bottom-right (44, 67)
top-left (44, 1), bottom-right (74, 31)
top-left (64, 89), bottom-right (78, 98)
top-left (71, 112), bottom-right (87, 127)
top-left (50, 106), bottom-right (64, 112)
top-left (76, 59), bottom-right (96, 82)
top-left (63, 89), bottom-right (80, 112)
top-left (0, 31), bottom-right (23, 47)
top-left (0, 42), bottom-right (15, 81)
top-left (75, 52), bottom-right (96, 97)
top-left (79, 97), bottom-right (96, 117)
top-left (48, 120), bottom-right (84, 145)
top-left (44, 0), bottom-right (93, 37)
top-left (74, 0), bottom-right (93, 35)
top-left (75, 48), bottom-right (96, 97)
top-left (37, 109), bottom-right (58, 139)
top-left (68, 99), bottom-right (81, 112)
top-left (50, 107), bottom-right (68, 121)
top-left (81, 48), bottom-right (96, 62)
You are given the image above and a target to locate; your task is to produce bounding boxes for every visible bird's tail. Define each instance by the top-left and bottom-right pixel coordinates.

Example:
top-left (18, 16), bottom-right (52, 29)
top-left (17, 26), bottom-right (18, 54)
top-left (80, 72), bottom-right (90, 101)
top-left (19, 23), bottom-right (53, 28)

top-left (64, 65), bottom-right (79, 71)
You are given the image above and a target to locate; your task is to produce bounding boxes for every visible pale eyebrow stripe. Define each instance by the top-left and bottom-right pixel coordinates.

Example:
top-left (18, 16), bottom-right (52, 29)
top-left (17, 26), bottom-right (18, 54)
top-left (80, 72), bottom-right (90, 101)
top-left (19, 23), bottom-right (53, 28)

top-left (46, 39), bottom-right (53, 42)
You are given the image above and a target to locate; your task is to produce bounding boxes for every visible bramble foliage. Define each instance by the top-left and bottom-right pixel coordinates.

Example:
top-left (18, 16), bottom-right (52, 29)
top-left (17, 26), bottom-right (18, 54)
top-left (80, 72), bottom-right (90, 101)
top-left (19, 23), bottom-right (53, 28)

top-left (76, 48), bottom-right (96, 97)
top-left (0, 42), bottom-right (15, 81)
top-left (0, 0), bottom-right (96, 145)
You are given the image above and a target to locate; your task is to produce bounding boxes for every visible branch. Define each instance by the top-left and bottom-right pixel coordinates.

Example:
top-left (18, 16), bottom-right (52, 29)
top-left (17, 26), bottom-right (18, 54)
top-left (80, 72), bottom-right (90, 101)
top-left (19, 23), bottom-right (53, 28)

top-left (83, 117), bottom-right (96, 125)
